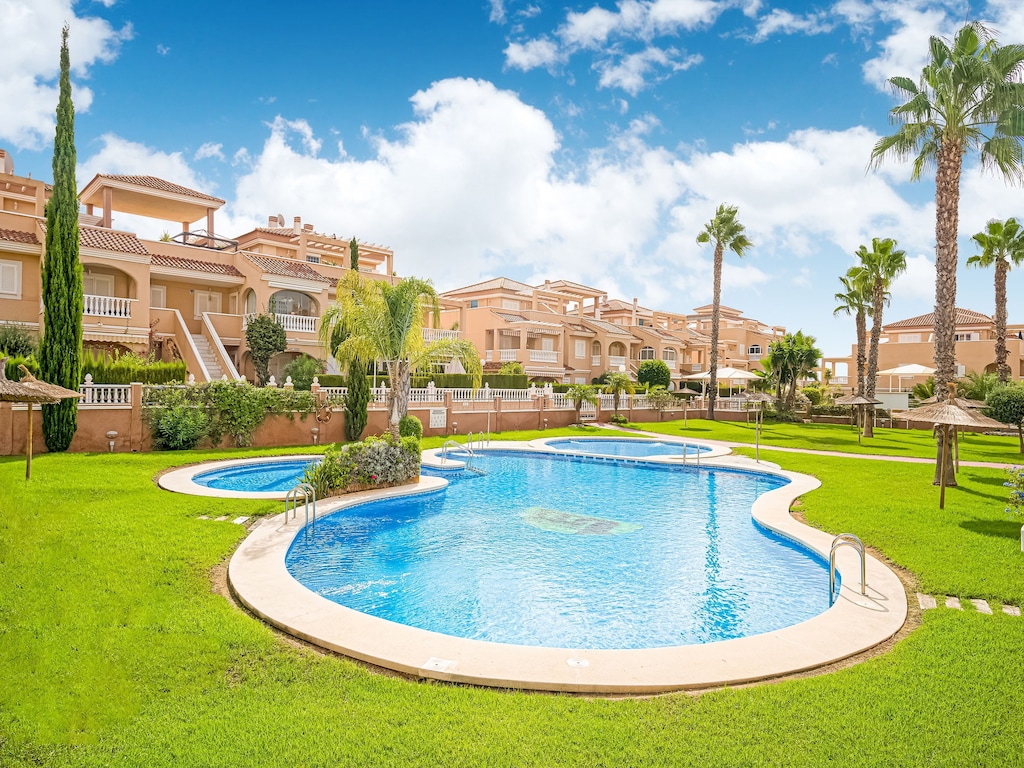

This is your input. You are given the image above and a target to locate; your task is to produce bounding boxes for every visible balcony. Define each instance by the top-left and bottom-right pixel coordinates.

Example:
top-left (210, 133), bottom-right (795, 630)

top-left (591, 355), bottom-right (602, 367)
top-left (246, 312), bottom-right (317, 334)
top-left (499, 349), bottom-right (518, 362)
top-left (609, 355), bottom-right (626, 368)
top-left (529, 349), bottom-right (558, 363)
top-left (84, 294), bottom-right (136, 319)
top-left (663, 359), bottom-right (677, 370)
top-left (423, 328), bottom-right (461, 342)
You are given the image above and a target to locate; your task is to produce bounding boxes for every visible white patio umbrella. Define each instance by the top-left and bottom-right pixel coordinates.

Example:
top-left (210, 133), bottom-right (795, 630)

top-left (683, 366), bottom-right (760, 397)
top-left (877, 363), bottom-right (935, 393)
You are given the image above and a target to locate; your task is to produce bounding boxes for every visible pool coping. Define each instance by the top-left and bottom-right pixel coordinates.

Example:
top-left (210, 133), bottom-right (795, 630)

top-left (158, 454), bottom-right (325, 500)
top-left (227, 439), bottom-right (909, 693)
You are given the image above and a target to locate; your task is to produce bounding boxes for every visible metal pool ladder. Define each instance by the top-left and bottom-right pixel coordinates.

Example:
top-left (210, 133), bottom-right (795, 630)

top-left (441, 438), bottom-right (486, 475)
top-left (829, 533), bottom-right (866, 605)
top-left (285, 483), bottom-right (317, 530)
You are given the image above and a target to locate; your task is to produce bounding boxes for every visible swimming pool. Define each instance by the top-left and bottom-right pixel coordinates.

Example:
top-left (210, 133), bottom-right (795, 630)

top-left (285, 450), bottom-right (830, 650)
top-left (545, 437), bottom-right (708, 458)
top-left (192, 458), bottom-right (317, 493)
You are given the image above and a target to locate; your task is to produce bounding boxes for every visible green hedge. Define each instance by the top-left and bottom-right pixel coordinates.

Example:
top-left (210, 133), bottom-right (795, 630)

top-left (82, 350), bottom-right (186, 385)
top-left (3, 355), bottom-right (40, 381)
top-left (315, 373), bottom-right (530, 390)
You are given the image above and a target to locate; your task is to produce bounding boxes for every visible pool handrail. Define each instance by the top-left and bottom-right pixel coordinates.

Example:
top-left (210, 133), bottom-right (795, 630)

top-left (829, 533), bottom-right (866, 605)
top-left (285, 483), bottom-right (317, 529)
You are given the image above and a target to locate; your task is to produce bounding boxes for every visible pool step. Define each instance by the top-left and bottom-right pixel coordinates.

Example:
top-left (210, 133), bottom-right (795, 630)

top-left (917, 593), bottom-right (1019, 616)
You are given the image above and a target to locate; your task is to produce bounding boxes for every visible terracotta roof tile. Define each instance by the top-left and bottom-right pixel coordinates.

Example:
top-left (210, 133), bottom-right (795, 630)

top-left (99, 174), bottom-right (224, 204)
top-left (442, 277), bottom-right (534, 296)
top-left (0, 227), bottom-right (39, 245)
top-left (78, 226), bottom-right (148, 255)
top-left (886, 308), bottom-right (992, 329)
top-left (150, 253), bottom-right (243, 277)
top-left (244, 253), bottom-right (330, 283)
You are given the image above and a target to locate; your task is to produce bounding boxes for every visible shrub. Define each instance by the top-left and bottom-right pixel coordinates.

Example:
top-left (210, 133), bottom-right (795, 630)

top-left (399, 414), bottom-right (423, 439)
top-left (317, 374), bottom-right (346, 387)
top-left (283, 355), bottom-right (325, 391)
top-left (82, 349), bottom-right (186, 384)
top-left (0, 323), bottom-right (37, 358)
top-left (3, 355), bottom-right (40, 380)
top-left (1005, 466), bottom-right (1024, 516)
top-left (637, 360), bottom-right (671, 389)
top-left (151, 405), bottom-right (209, 450)
top-left (245, 313), bottom-right (287, 386)
top-left (483, 373), bottom-right (528, 389)
top-left (608, 413), bottom-right (629, 425)
top-left (302, 433), bottom-right (420, 496)
top-left (344, 358), bottom-right (370, 442)
top-left (986, 384), bottom-right (1024, 453)
top-left (499, 360), bottom-right (524, 375)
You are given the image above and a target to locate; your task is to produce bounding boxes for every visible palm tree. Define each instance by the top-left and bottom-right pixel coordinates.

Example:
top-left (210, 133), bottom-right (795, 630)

top-left (833, 274), bottom-right (871, 398)
top-left (320, 274), bottom-right (480, 438)
top-left (696, 204), bottom-right (753, 421)
top-left (968, 218), bottom-right (1024, 383)
top-left (869, 22), bottom-right (1024, 483)
top-left (851, 238), bottom-right (906, 437)
top-left (565, 383), bottom-right (598, 425)
top-left (958, 370), bottom-right (1000, 401)
top-left (603, 372), bottom-right (635, 415)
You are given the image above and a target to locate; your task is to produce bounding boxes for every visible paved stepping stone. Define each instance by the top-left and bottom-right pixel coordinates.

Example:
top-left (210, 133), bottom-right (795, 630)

top-left (917, 593), bottom-right (937, 610)
top-left (197, 515), bottom-right (210, 520)
top-left (214, 516), bottom-right (229, 522)
top-left (945, 596), bottom-right (962, 610)
top-left (232, 516), bottom-right (249, 525)
top-left (970, 599), bottom-right (992, 614)
top-left (1003, 605), bottom-right (1021, 617)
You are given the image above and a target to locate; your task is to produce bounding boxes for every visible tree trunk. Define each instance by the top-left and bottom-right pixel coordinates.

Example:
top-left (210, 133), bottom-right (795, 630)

top-left (708, 242), bottom-right (724, 420)
top-left (863, 279), bottom-right (885, 438)
top-left (995, 259), bottom-right (1009, 383)
top-left (855, 310), bottom-right (866, 398)
top-left (386, 360), bottom-right (410, 439)
top-left (931, 139), bottom-right (963, 486)
top-left (1017, 424), bottom-right (1023, 454)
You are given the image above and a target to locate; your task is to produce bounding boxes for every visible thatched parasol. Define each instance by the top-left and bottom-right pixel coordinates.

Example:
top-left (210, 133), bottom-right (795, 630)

top-left (0, 358), bottom-right (83, 479)
top-left (891, 383), bottom-right (1009, 509)
top-left (834, 394), bottom-right (883, 444)
top-left (916, 394), bottom-right (987, 409)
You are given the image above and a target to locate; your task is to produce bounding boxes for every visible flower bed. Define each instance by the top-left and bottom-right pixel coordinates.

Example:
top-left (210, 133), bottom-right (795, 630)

top-left (302, 434), bottom-right (421, 498)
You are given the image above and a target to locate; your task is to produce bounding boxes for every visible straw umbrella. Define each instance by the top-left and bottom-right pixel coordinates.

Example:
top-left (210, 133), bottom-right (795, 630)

top-left (834, 394), bottom-right (883, 444)
top-left (0, 358), bottom-right (83, 479)
top-left (892, 383), bottom-right (1009, 509)
top-left (915, 393), bottom-right (986, 470)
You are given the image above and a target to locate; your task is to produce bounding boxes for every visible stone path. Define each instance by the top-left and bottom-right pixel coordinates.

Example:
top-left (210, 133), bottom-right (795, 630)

top-left (196, 515), bottom-right (249, 525)
top-left (917, 593), bottom-right (1020, 616)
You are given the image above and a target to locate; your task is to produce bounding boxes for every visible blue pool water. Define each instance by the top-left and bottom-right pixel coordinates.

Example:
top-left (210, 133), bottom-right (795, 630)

top-left (286, 450), bottom-right (832, 650)
top-left (194, 458), bottom-right (317, 492)
top-left (546, 437), bottom-right (708, 458)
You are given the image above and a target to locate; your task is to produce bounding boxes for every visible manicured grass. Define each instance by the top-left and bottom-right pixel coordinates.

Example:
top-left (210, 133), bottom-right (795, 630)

top-left (638, 417), bottom-right (1024, 463)
top-left (1, 430), bottom-right (1022, 766)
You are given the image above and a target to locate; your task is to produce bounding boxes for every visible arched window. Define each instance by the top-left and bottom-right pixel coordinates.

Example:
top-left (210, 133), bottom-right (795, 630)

top-left (591, 340), bottom-right (601, 356)
top-left (243, 289), bottom-right (257, 316)
top-left (609, 342), bottom-right (626, 357)
top-left (662, 348), bottom-right (676, 362)
top-left (639, 346), bottom-right (656, 360)
top-left (269, 290), bottom-right (318, 317)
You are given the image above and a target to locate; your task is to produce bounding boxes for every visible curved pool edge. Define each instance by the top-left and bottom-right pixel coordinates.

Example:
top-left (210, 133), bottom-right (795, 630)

top-left (158, 454), bottom-right (324, 500)
top-left (228, 440), bottom-right (909, 693)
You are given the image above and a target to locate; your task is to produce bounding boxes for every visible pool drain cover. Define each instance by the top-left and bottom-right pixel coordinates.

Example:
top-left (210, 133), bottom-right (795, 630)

top-left (521, 507), bottom-right (640, 535)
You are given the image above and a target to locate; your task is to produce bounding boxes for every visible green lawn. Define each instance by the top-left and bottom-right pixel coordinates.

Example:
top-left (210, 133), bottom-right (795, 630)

top-left (1, 427), bottom-right (1022, 767)
top-left (637, 417), bottom-right (1024, 463)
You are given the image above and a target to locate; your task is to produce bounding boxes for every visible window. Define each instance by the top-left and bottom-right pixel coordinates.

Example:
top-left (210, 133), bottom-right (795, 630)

top-left (663, 348), bottom-right (676, 362)
top-left (574, 340), bottom-right (586, 358)
top-left (150, 284), bottom-right (166, 308)
top-left (306, 254), bottom-right (321, 264)
top-left (898, 333), bottom-right (921, 343)
top-left (748, 345), bottom-right (762, 356)
top-left (0, 259), bottom-right (22, 299)
top-left (954, 332), bottom-right (977, 342)
top-left (243, 289), bottom-right (257, 315)
top-left (194, 290), bottom-right (221, 319)
top-left (575, 377), bottom-right (587, 384)
top-left (956, 364), bottom-right (966, 377)
top-left (542, 337), bottom-right (554, 352)
top-left (639, 346), bottom-right (655, 360)
top-left (638, 318), bottom-right (645, 326)
top-left (501, 299), bottom-right (519, 310)
top-left (83, 273), bottom-right (114, 297)
top-left (470, 299), bottom-right (478, 308)
top-left (269, 290), bottom-right (317, 316)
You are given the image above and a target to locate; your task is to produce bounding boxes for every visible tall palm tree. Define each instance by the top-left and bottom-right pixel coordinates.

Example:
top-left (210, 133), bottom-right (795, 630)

top-left (565, 383), bottom-right (598, 425)
top-left (869, 22), bottom-right (1024, 483)
top-left (871, 23), bottom-right (1024, 393)
top-left (968, 218), bottom-right (1024, 383)
top-left (851, 238), bottom-right (906, 437)
top-left (603, 372), bottom-right (634, 416)
top-left (833, 274), bottom-right (871, 398)
top-left (320, 274), bottom-right (480, 438)
top-left (696, 203), bottom-right (753, 421)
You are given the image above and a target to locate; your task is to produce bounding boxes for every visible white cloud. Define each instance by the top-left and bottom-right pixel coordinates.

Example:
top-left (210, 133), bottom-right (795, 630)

top-left (504, 37), bottom-right (563, 70)
top-left (194, 142), bottom-right (224, 161)
top-left (156, 44), bottom-right (170, 56)
top-left (488, 0), bottom-right (506, 24)
top-left (861, 4), bottom-right (952, 90)
top-left (598, 47), bottom-right (702, 94)
top-left (0, 0), bottom-right (132, 149)
top-left (752, 9), bottom-right (833, 42)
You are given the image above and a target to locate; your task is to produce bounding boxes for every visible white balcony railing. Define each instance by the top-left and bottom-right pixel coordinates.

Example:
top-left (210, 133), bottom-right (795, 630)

top-left (422, 328), bottom-right (461, 342)
top-left (79, 380), bottom-right (131, 407)
top-left (83, 294), bottom-right (135, 318)
top-left (591, 355), bottom-right (602, 367)
top-left (608, 355), bottom-right (626, 368)
top-left (246, 312), bottom-right (317, 333)
top-left (663, 359), bottom-right (677, 370)
top-left (499, 349), bottom-right (518, 362)
top-left (529, 349), bottom-right (558, 363)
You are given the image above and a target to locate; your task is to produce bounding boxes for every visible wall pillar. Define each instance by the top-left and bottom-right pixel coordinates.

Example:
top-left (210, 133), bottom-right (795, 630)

top-left (0, 400), bottom-right (12, 456)
top-left (129, 382), bottom-right (143, 451)
top-left (494, 396), bottom-right (502, 433)
top-left (444, 390), bottom-right (453, 436)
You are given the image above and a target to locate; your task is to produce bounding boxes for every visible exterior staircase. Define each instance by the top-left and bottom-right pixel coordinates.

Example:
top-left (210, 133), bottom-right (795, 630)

top-left (191, 334), bottom-right (224, 381)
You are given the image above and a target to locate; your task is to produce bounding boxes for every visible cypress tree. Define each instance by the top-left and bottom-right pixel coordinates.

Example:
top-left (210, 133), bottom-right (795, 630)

top-left (349, 238), bottom-right (359, 271)
top-left (39, 25), bottom-right (83, 452)
top-left (344, 357), bottom-right (369, 441)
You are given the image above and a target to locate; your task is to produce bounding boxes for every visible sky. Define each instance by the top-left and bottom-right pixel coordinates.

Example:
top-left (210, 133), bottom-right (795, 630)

top-left (2, 0), bottom-right (1024, 357)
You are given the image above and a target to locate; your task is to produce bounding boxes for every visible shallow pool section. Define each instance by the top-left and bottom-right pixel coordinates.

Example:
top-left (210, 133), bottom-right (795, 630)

top-left (545, 437), bottom-right (708, 458)
top-left (192, 458), bottom-right (317, 493)
top-left (286, 451), bottom-right (830, 650)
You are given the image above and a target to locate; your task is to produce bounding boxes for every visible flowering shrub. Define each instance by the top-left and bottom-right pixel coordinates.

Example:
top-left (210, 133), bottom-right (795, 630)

top-left (302, 433), bottom-right (420, 497)
top-left (1005, 466), bottom-right (1024, 517)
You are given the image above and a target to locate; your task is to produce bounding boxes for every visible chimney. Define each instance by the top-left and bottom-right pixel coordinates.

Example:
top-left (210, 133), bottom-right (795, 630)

top-left (303, 223), bottom-right (314, 232)
top-left (595, 297), bottom-right (603, 321)
top-left (267, 215), bottom-right (277, 227)
top-left (632, 298), bottom-right (638, 326)
top-left (0, 148), bottom-right (12, 175)
top-left (293, 216), bottom-right (302, 234)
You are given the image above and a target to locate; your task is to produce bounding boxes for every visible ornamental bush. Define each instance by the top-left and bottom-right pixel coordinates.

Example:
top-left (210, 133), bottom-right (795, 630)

top-left (245, 313), bottom-right (286, 386)
top-left (637, 359), bottom-right (671, 389)
top-left (399, 414), bottom-right (423, 439)
top-left (302, 433), bottom-right (420, 496)
top-left (282, 355), bottom-right (325, 391)
top-left (0, 323), bottom-right (37, 358)
top-left (1005, 466), bottom-right (1024, 517)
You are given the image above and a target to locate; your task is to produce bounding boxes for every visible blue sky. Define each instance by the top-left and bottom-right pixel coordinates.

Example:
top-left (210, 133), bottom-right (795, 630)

top-left (3, 0), bottom-right (1024, 357)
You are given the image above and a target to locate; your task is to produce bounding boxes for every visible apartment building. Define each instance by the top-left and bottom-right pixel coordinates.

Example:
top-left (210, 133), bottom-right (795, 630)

top-left (822, 307), bottom-right (1024, 391)
top-left (0, 150), bottom-right (396, 382)
top-left (437, 277), bottom-right (786, 388)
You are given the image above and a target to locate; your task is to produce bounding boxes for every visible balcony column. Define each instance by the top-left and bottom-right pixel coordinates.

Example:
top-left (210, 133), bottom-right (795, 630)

top-left (206, 207), bottom-right (215, 238)
top-left (101, 187), bottom-right (112, 228)
top-left (519, 329), bottom-right (528, 360)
